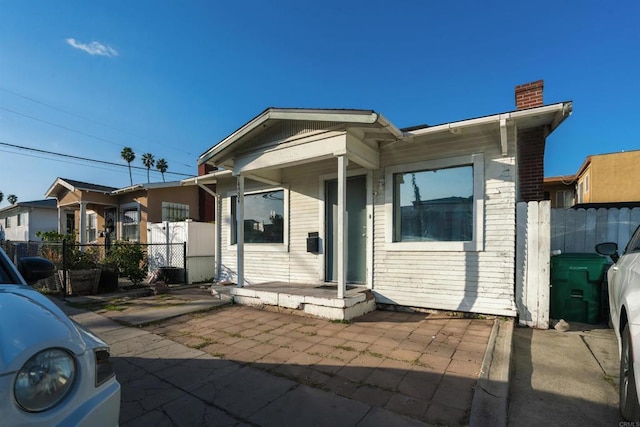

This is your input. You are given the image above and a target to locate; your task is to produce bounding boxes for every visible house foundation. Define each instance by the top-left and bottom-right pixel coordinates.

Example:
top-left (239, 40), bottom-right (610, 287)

top-left (230, 282), bottom-right (376, 321)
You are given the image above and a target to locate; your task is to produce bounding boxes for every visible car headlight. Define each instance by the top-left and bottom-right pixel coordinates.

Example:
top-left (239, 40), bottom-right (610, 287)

top-left (14, 348), bottom-right (76, 412)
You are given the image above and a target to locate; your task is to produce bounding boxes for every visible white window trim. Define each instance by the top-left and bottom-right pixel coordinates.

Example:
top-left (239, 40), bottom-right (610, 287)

top-left (86, 211), bottom-right (98, 243)
top-left (584, 174), bottom-right (589, 194)
top-left (120, 202), bottom-right (141, 242)
top-left (226, 186), bottom-right (289, 253)
top-left (384, 153), bottom-right (485, 252)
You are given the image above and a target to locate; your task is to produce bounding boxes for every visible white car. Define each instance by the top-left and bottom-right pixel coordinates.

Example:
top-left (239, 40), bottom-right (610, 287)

top-left (0, 248), bottom-right (120, 426)
top-left (597, 229), bottom-right (640, 421)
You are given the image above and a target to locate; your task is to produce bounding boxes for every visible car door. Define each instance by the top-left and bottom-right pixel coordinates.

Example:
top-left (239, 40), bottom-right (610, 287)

top-left (610, 226), bottom-right (640, 330)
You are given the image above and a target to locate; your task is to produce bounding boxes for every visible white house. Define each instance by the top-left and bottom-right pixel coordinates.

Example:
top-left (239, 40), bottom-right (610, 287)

top-left (0, 199), bottom-right (58, 242)
top-left (189, 81), bottom-right (572, 318)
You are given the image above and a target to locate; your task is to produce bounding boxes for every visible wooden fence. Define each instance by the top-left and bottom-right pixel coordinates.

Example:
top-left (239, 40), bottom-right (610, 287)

top-left (551, 207), bottom-right (640, 254)
top-left (516, 201), bottom-right (550, 329)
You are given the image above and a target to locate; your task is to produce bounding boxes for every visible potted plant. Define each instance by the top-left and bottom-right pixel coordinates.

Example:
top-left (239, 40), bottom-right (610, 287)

top-left (58, 245), bottom-right (101, 295)
top-left (98, 256), bottom-right (119, 293)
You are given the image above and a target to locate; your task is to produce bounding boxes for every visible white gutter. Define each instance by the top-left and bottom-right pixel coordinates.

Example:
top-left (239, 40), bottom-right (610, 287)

top-left (406, 103), bottom-right (571, 138)
top-left (375, 113), bottom-right (403, 139)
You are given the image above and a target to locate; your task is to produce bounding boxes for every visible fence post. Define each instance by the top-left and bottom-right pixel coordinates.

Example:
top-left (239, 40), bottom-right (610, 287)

top-left (62, 239), bottom-right (67, 295)
top-left (183, 241), bottom-right (187, 284)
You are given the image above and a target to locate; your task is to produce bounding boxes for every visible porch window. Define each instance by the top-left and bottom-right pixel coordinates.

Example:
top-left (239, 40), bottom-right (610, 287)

top-left (86, 212), bottom-right (97, 242)
top-left (230, 189), bottom-right (285, 244)
top-left (385, 154), bottom-right (484, 251)
top-left (17, 213), bottom-right (24, 227)
top-left (121, 207), bottom-right (140, 241)
top-left (162, 202), bottom-right (190, 222)
top-left (5, 217), bottom-right (10, 228)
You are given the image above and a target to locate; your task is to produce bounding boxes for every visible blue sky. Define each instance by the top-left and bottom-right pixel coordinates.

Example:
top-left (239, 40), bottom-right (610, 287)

top-left (1, 1), bottom-right (638, 207)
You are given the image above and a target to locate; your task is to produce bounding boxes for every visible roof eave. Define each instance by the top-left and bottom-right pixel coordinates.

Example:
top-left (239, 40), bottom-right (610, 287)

top-left (405, 102), bottom-right (572, 138)
top-left (197, 108), bottom-right (384, 167)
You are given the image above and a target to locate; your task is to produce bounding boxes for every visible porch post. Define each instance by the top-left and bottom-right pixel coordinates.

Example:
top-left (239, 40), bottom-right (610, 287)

top-left (78, 202), bottom-right (87, 247)
top-left (57, 206), bottom-right (62, 234)
top-left (337, 155), bottom-right (348, 299)
top-left (236, 174), bottom-right (245, 287)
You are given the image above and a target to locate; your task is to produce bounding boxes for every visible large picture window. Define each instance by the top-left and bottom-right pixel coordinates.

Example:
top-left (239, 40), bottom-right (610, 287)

top-left (385, 154), bottom-right (484, 251)
top-left (121, 207), bottom-right (140, 241)
top-left (394, 165), bottom-right (473, 242)
top-left (231, 190), bottom-right (285, 244)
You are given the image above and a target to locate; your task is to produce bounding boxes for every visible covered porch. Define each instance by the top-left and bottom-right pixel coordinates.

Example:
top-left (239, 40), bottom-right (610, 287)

top-left (193, 109), bottom-right (402, 318)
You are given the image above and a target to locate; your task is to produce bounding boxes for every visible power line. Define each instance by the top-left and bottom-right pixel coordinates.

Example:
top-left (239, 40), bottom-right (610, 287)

top-left (0, 94), bottom-right (196, 169)
top-left (0, 87), bottom-right (158, 144)
top-left (0, 141), bottom-right (194, 177)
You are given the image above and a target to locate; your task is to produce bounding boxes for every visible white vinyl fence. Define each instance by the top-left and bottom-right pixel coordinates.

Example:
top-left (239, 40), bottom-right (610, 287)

top-left (147, 220), bottom-right (216, 284)
top-left (551, 207), bottom-right (640, 254)
top-left (516, 201), bottom-right (550, 329)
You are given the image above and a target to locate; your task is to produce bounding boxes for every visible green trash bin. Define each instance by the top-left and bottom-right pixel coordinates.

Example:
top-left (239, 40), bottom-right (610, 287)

top-left (550, 253), bottom-right (609, 324)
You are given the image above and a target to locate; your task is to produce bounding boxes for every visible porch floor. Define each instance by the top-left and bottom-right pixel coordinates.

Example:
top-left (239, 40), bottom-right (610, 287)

top-left (230, 282), bottom-right (376, 321)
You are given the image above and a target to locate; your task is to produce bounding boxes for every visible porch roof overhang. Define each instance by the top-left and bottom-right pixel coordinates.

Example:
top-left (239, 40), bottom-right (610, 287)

top-left (197, 108), bottom-right (402, 172)
top-left (180, 169), bottom-right (233, 186)
top-left (45, 177), bottom-right (116, 199)
top-left (110, 180), bottom-right (188, 195)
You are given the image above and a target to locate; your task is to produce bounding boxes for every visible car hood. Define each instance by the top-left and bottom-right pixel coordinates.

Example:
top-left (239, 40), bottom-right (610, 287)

top-left (0, 285), bottom-right (92, 373)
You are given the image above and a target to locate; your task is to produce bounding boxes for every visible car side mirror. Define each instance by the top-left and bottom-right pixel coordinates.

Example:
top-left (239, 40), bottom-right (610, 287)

top-left (18, 257), bottom-right (56, 285)
top-left (595, 242), bottom-right (619, 263)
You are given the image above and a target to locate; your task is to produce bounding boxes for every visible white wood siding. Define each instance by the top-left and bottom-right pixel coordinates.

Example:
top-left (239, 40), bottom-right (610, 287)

top-left (372, 131), bottom-right (518, 316)
top-left (217, 160), bottom-right (337, 285)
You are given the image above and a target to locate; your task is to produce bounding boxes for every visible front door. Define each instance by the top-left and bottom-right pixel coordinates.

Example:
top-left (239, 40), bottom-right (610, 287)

top-left (325, 175), bottom-right (367, 284)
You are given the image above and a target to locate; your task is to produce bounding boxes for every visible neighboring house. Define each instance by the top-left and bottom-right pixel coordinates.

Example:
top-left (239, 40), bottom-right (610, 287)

top-left (44, 178), bottom-right (202, 244)
top-left (0, 199), bottom-right (58, 241)
top-left (190, 80), bottom-right (573, 317)
top-left (543, 176), bottom-right (576, 208)
top-left (544, 150), bottom-right (640, 208)
top-left (575, 150), bottom-right (640, 204)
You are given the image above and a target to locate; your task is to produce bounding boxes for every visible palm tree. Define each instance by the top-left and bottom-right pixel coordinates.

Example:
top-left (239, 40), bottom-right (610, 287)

top-left (141, 153), bottom-right (155, 183)
top-left (121, 147), bottom-right (136, 186)
top-left (7, 194), bottom-right (17, 205)
top-left (156, 158), bottom-right (168, 182)
top-left (0, 191), bottom-right (3, 204)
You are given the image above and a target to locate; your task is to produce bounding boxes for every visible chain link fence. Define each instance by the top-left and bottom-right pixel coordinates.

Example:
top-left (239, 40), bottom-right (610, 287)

top-left (0, 239), bottom-right (187, 294)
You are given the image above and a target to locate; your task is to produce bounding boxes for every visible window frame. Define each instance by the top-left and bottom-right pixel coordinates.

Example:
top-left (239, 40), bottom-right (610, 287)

top-left (384, 154), bottom-right (484, 252)
top-left (162, 202), bottom-right (190, 222)
top-left (86, 211), bottom-right (97, 243)
top-left (556, 190), bottom-right (574, 209)
top-left (120, 203), bottom-right (141, 242)
top-left (227, 186), bottom-right (289, 252)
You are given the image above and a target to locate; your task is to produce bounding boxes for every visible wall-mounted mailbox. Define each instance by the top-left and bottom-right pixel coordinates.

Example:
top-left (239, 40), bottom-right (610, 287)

top-left (307, 232), bottom-right (319, 253)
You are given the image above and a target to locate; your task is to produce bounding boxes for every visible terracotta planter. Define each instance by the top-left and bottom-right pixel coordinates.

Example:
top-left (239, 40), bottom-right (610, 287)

top-left (58, 269), bottom-right (101, 295)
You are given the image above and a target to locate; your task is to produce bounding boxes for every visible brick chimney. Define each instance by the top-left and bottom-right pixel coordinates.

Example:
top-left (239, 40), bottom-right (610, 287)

top-left (516, 80), bottom-right (546, 202)
top-left (198, 163), bottom-right (216, 222)
top-left (515, 80), bottom-right (544, 110)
